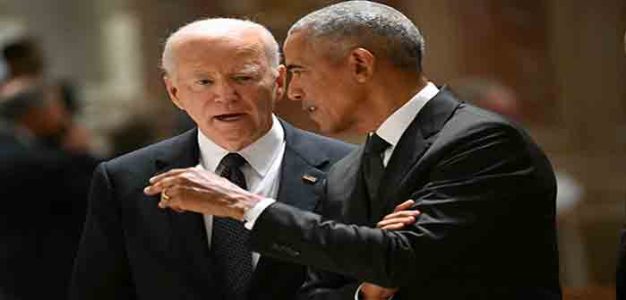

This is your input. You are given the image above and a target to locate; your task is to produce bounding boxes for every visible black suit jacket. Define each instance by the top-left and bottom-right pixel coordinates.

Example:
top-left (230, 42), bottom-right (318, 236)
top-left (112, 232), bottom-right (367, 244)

top-left (250, 89), bottom-right (561, 299)
top-left (70, 121), bottom-right (354, 300)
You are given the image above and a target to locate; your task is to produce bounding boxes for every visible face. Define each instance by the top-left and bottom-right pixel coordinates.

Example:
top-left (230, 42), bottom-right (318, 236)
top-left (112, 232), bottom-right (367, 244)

top-left (283, 31), bottom-right (362, 134)
top-left (164, 32), bottom-right (284, 151)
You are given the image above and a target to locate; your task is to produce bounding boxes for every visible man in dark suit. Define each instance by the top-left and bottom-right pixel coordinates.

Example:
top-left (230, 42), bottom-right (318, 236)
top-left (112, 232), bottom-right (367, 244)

top-left (0, 83), bottom-right (97, 299)
top-left (70, 18), bottom-right (353, 300)
top-left (147, 2), bottom-right (561, 299)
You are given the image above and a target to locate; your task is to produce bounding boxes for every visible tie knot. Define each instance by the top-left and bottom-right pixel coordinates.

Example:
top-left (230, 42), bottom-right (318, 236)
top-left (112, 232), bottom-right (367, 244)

top-left (365, 134), bottom-right (389, 154)
top-left (219, 153), bottom-right (247, 169)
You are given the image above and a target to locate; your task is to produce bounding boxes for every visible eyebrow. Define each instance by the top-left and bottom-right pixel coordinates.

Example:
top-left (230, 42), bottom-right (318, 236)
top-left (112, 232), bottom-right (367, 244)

top-left (286, 64), bottom-right (304, 71)
top-left (236, 63), bottom-right (262, 74)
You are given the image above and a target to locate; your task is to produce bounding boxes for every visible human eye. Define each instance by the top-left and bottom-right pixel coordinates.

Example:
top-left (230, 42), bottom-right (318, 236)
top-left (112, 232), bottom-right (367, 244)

top-left (233, 73), bottom-right (257, 84)
top-left (234, 75), bottom-right (253, 82)
top-left (288, 67), bottom-right (304, 77)
top-left (196, 78), bottom-right (213, 86)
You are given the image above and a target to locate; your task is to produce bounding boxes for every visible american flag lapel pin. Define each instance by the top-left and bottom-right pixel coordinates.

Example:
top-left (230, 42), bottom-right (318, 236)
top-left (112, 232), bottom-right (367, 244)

top-left (301, 174), bottom-right (318, 184)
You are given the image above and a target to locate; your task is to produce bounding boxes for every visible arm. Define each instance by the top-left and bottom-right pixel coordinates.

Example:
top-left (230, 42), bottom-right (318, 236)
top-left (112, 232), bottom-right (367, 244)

top-left (299, 200), bottom-right (418, 300)
top-left (146, 123), bottom-right (548, 288)
top-left (69, 163), bottom-right (135, 300)
top-left (251, 124), bottom-right (538, 287)
top-left (358, 200), bottom-right (418, 299)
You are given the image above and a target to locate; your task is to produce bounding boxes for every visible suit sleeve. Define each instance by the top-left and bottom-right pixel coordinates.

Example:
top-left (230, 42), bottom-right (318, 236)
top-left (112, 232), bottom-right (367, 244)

top-left (69, 163), bottom-right (135, 299)
top-left (250, 123), bottom-right (553, 290)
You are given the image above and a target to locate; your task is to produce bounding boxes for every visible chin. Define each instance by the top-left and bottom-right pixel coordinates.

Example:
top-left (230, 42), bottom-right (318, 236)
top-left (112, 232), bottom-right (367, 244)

top-left (317, 122), bottom-right (340, 135)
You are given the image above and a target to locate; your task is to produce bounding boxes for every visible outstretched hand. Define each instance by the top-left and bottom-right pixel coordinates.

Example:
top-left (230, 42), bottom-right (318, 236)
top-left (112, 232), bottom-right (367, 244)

top-left (143, 167), bottom-right (263, 220)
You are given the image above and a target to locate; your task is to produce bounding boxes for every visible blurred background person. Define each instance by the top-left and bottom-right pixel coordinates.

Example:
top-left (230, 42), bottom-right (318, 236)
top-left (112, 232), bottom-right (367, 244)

top-left (0, 39), bottom-right (98, 299)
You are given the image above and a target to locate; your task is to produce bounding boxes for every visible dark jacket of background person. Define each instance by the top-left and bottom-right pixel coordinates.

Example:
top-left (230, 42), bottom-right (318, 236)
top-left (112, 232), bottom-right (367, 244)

top-left (0, 124), bottom-right (97, 299)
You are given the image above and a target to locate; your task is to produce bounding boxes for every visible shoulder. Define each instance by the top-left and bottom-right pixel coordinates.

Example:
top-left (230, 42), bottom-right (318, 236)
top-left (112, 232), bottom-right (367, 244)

top-left (281, 120), bottom-right (356, 162)
top-left (103, 130), bottom-right (194, 173)
top-left (439, 103), bottom-right (531, 145)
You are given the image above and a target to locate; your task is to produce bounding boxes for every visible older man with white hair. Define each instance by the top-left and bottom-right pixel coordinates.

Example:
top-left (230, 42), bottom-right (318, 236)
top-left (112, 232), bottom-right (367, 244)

top-left (69, 18), bottom-right (354, 300)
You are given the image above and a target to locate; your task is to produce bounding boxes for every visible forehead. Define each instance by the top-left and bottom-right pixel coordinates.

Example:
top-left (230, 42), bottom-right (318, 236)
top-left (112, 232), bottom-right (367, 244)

top-left (283, 31), bottom-right (311, 62)
top-left (172, 32), bottom-right (267, 72)
top-left (284, 31), bottom-right (337, 66)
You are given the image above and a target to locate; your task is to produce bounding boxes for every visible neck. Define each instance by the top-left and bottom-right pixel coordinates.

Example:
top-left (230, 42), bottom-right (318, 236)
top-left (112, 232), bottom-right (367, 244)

top-left (354, 73), bottom-right (428, 133)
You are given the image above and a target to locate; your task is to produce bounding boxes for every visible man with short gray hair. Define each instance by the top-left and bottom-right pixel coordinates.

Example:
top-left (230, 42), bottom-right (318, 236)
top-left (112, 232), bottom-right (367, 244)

top-left (70, 18), bottom-right (354, 300)
top-left (147, 2), bottom-right (561, 299)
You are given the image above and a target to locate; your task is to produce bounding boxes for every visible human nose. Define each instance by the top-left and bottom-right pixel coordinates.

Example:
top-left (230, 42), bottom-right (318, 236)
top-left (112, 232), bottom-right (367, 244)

top-left (214, 80), bottom-right (238, 103)
top-left (287, 77), bottom-right (304, 102)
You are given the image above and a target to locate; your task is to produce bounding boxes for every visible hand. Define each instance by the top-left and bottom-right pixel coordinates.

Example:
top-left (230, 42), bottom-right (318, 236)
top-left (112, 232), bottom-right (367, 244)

top-left (360, 282), bottom-right (397, 300)
top-left (143, 167), bottom-right (263, 220)
top-left (359, 200), bottom-right (419, 299)
top-left (377, 199), bottom-right (419, 230)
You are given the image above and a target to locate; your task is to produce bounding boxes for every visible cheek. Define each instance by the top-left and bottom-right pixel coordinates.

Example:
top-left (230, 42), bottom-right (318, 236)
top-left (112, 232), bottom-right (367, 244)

top-left (245, 88), bottom-right (274, 119)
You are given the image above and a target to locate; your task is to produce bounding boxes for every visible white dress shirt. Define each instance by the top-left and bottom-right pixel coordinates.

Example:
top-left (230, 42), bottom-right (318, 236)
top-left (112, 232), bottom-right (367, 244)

top-left (354, 82), bottom-right (438, 299)
top-left (374, 82), bottom-right (439, 166)
top-left (197, 114), bottom-right (285, 267)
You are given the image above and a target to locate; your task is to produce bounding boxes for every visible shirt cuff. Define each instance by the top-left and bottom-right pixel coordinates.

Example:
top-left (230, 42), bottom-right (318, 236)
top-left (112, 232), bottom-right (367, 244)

top-left (354, 283), bottom-right (363, 300)
top-left (243, 197), bottom-right (275, 230)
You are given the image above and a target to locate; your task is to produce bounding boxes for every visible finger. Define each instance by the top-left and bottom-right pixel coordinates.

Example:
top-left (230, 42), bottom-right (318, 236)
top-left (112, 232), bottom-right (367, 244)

top-left (149, 168), bottom-right (190, 184)
top-left (382, 210), bottom-right (420, 221)
top-left (158, 199), bottom-right (185, 213)
top-left (159, 186), bottom-right (204, 213)
top-left (393, 199), bottom-right (415, 212)
top-left (144, 175), bottom-right (188, 196)
top-left (377, 216), bottom-right (415, 229)
top-left (379, 223), bottom-right (406, 230)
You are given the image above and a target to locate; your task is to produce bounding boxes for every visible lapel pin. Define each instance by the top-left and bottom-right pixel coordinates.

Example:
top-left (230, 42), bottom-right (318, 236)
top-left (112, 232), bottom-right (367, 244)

top-left (302, 174), bottom-right (318, 184)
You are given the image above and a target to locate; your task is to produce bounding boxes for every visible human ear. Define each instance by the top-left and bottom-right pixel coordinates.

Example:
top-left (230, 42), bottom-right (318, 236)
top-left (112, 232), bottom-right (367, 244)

top-left (163, 75), bottom-right (184, 110)
top-left (349, 47), bottom-right (375, 83)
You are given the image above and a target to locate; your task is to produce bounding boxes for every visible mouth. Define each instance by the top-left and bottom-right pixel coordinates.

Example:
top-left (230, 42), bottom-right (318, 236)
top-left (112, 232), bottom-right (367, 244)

top-left (213, 113), bottom-right (245, 122)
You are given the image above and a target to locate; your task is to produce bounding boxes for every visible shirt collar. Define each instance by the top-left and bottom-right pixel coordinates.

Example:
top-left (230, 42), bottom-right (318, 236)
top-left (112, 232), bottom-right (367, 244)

top-left (375, 82), bottom-right (439, 147)
top-left (197, 114), bottom-right (285, 176)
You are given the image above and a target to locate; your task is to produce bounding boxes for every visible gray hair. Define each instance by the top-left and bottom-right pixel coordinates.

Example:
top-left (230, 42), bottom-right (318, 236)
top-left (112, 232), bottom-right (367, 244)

top-left (161, 18), bottom-right (280, 75)
top-left (289, 1), bottom-right (425, 73)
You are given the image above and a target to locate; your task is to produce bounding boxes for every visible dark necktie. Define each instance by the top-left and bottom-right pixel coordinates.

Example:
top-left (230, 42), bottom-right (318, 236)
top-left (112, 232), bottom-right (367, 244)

top-left (362, 134), bottom-right (390, 213)
top-left (211, 153), bottom-right (252, 300)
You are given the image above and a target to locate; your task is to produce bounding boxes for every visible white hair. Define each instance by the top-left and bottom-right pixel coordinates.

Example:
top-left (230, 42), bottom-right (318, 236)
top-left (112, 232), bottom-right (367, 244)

top-left (161, 18), bottom-right (280, 75)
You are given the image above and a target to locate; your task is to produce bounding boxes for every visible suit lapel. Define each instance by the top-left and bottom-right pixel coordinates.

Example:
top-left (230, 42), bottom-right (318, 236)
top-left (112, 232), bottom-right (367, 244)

top-left (338, 147), bottom-right (371, 225)
top-left (374, 88), bottom-right (461, 221)
top-left (274, 120), bottom-right (330, 210)
top-left (251, 120), bottom-right (330, 286)
top-left (154, 128), bottom-right (217, 290)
